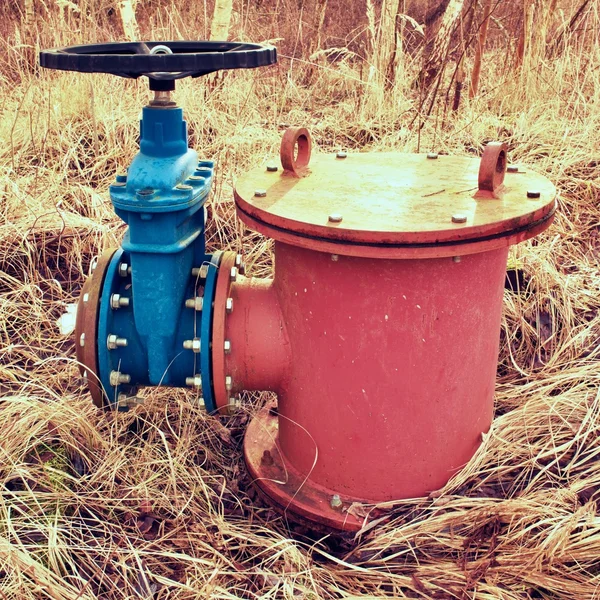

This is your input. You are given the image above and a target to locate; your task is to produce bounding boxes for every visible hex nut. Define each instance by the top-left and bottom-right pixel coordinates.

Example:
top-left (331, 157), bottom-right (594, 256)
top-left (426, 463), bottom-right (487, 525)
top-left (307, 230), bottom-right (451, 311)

top-left (176, 183), bottom-right (193, 191)
top-left (109, 370), bottom-right (131, 386)
top-left (527, 190), bottom-right (541, 198)
top-left (224, 340), bottom-right (231, 354)
top-left (192, 265), bottom-right (209, 279)
top-left (118, 263), bottom-right (131, 278)
top-left (230, 267), bottom-right (238, 282)
top-left (330, 494), bottom-right (343, 510)
top-left (82, 293), bottom-right (89, 303)
top-left (427, 152), bottom-right (439, 159)
top-left (107, 335), bottom-right (128, 350)
top-left (336, 151), bottom-right (347, 159)
top-left (254, 189), bottom-right (267, 197)
top-left (185, 297), bottom-right (204, 311)
top-left (110, 294), bottom-right (130, 309)
top-left (226, 297), bottom-right (234, 313)
top-left (225, 376), bottom-right (233, 391)
top-left (183, 338), bottom-right (201, 353)
top-left (451, 213), bottom-right (468, 224)
top-left (507, 165), bottom-right (519, 173)
top-left (328, 214), bottom-right (343, 223)
top-left (117, 394), bottom-right (144, 409)
top-left (186, 375), bottom-right (203, 389)
top-left (79, 333), bottom-right (85, 347)
top-left (266, 164), bottom-right (278, 172)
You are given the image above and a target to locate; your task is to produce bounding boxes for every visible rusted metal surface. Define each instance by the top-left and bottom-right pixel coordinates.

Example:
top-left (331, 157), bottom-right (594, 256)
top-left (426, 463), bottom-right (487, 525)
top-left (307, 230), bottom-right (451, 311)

top-left (279, 127), bottom-right (312, 178)
top-left (477, 141), bottom-right (507, 197)
top-left (75, 249), bottom-right (117, 409)
top-left (234, 151), bottom-right (556, 258)
top-left (244, 401), bottom-right (364, 532)
top-left (211, 251), bottom-right (236, 414)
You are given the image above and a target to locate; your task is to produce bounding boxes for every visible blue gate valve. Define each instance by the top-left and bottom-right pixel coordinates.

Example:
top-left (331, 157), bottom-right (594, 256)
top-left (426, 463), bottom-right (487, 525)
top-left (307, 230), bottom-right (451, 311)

top-left (40, 41), bottom-right (276, 410)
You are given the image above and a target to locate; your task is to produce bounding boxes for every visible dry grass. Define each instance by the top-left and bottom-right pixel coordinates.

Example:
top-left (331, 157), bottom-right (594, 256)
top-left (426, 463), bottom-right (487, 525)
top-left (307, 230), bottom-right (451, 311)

top-left (1, 2), bottom-right (600, 598)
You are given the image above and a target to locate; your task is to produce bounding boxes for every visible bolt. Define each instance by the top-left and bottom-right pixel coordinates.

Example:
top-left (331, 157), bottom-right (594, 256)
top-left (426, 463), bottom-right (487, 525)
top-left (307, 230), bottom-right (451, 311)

top-left (228, 394), bottom-right (242, 412)
top-left (235, 254), bottom-right (246, 275)
top-left (453, 256), bottom-right (462, 263)
top-left (427, 152), bottom-right (439, 159)
top-left (137, 188), bottom-right (154, 197)
top-left (254, 189), bottom-right (267, 198)
top-left (186, 375), bottom-right (202, 389)
top-left (266, 164), bottom-right (278, 172)
top-left (230, 267), bottom-right (238, 282)
top-left (183, 338), bottom-right (201, 353)
top-left (188, 175), bottom-right (205, 182)
top-left (224, 340), bottom-right (231, 354)
top-left (118, 263), bottom-right (131, 278)
top-left (82, 293), bottom-right (89, 303)
top-left (176, 183), bottom-right (193, 191)
top-left (90, 257), bottom-right (98, 273)
top-left (107, 334), bottom-right (128, 350)
top-left (185, 297), bottom-right (204, 311)
top-left (336, 151), bottom-right (347, 159)
top-left (192, 265), bottom-right (209, 279)
top-left (117, 394), bottom-right (144, 409)
top-left (330, 494), bottom-right (343, 510)
top-left (79, 333), bottom-right (85, 347)
top-left (110, 294), bottom-right (130, 309)
top-left (328, 214), bottom-right (343, 223)
top-left (451, 213), bottom-right (468, 224)
top-left (527, 190), bottom-right (541, 199)
top-left (331, 254), bottom-right (339, 262)
top-left (109, 370), bottom-right (131, 386)
top-left (226, 297), bottom-right (234, 313)
top-left (225, 376), bottom-right (233, 391)
top-left (507, 165), bottom-right (519, 173)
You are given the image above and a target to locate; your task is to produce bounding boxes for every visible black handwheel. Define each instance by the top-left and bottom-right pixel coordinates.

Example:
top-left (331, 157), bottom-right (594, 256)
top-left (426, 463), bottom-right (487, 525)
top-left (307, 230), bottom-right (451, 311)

top-left (39, 41), bottom-right (277, 90)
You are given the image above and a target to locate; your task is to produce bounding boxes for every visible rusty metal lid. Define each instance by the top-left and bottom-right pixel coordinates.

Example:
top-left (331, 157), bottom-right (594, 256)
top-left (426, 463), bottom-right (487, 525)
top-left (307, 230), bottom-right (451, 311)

top-left (234, 130), bottom-right (556, 259)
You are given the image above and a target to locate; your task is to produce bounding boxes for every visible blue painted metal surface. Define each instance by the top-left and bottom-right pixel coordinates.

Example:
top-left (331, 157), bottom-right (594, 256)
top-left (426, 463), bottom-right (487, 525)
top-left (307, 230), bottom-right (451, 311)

top-left (199, 252), bottom-right (223, 414)
top-left (95, 103), bottom-right (218, 409)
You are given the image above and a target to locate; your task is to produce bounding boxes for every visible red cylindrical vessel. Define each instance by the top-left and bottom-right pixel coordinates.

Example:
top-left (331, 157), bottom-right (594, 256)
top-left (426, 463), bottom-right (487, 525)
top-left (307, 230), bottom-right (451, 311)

top-left (221, 142), bottom-right (556, 530)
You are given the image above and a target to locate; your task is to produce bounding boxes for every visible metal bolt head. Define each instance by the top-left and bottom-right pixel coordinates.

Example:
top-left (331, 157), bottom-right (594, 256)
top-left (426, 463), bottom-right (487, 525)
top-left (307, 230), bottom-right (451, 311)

top-left (192, 265), bottom-right (209, 279)
top-left (185, 297), bottom-right (204, 311)
top-left (453, 256), bottom-right (462, 263)
top-left (331, 254), bottom-right (339, 262)
top-left (118, 263), bottom-right (131, 278)
top-left (117, 394), bottom-right (144, 409)
top-left (82, 293), bottom-right (89, 303)
top-left (226, 297), bottom-right (234, 313)
top-left (90, 257), bottom-right (98, 273)
top-left (254, 189), bottom-right (267, 197)
top-left (186, 375), bottom-right (202, 389)
top-left (228, 394), bottom-right (242, 413)
top-left (266, 164), bottom-right (278, 172)
top-left (175, 183), bottom-right (193, 191)
top-left (527, 190), bottom-right (541, 199)
top-left (328, 214), bottom-right (343, 223)
top-left (336, 151), bottom-right (347, 159)
top-left (427, 152), bottom-right (439, 159)
top-left (224, 340), bottom-right (231, 354)
top-left (109, 370), bottom-right (131, 386)
top-left (110, 294), bottom-right (130, 309)
top-left (183, 338), bottom-right (201, 353)
top-left (230, 267), bottom-right (238, 282)
top-left (330, 494), bottom-right (343, 510)
top-left (225, 376), bottom-right (233, 391)
top-left (507, 165), bottom-right (519, 173)
top-left (79, 333), bottom-right (85, 347)
top-left (451, 213), bottom-right (468, 224)
top-left (107, 335), bottom-right (128, 350)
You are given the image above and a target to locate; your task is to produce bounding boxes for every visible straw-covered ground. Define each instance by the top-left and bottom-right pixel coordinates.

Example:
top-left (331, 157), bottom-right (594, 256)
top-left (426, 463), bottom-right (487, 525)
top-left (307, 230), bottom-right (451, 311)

top-left (1, 5), bottom-right (600, 599)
